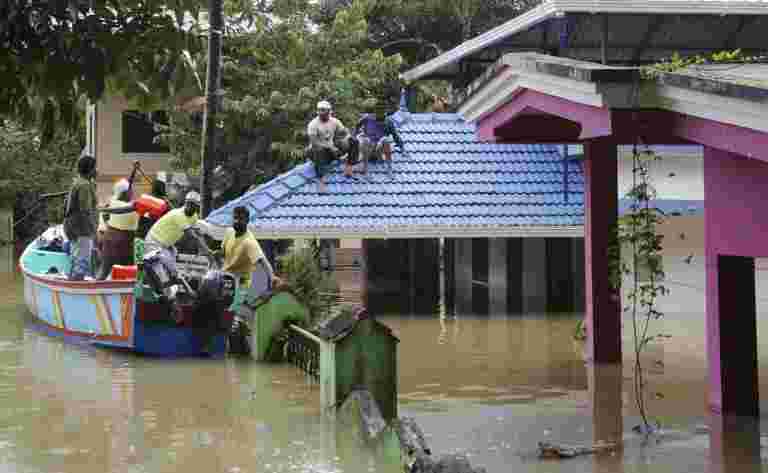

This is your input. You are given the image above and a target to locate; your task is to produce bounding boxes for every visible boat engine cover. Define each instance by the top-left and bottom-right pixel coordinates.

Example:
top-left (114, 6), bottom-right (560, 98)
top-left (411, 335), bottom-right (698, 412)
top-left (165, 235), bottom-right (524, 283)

top-left (198, 270), bottom-right (237, 307)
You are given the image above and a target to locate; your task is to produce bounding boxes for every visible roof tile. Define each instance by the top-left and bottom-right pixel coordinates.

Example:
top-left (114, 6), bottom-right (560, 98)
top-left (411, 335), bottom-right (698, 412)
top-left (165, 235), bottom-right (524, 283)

top-left (206, 113), bottom-right (589, 233)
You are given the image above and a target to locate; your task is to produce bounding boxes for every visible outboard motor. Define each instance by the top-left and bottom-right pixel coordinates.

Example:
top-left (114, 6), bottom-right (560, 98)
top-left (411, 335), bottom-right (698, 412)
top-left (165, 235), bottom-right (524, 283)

top-left (198, 269), bottom-right (237, 310)
top-left (190, 269), bottom-right (238, 351)
top-left (142, 249), bottom-right (181, 303)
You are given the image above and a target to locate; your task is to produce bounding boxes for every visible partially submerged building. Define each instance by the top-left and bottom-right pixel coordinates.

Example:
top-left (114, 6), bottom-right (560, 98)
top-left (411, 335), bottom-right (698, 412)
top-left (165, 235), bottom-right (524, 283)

top-left (206, 105), bottom-right (586, 316)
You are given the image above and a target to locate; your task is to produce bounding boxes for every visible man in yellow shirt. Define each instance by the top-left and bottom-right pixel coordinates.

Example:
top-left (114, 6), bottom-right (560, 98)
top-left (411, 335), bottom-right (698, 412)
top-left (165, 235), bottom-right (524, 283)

top-left (97, 179), bottom-right (140, 279)
top-left (220, 206), bottom-right (281, 290)
top-left (142, 191), bottom-right (201, 303)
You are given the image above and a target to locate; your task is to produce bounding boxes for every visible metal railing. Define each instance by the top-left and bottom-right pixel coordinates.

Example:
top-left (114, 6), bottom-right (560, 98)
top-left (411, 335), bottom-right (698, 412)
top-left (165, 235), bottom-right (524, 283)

top-left (284, 324), bottom-right (321, 382)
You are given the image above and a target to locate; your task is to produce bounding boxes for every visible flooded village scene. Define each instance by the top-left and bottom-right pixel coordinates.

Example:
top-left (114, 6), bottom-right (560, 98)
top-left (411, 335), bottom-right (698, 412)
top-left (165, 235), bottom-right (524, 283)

top-left (4, 0), bottom-right (768, 472)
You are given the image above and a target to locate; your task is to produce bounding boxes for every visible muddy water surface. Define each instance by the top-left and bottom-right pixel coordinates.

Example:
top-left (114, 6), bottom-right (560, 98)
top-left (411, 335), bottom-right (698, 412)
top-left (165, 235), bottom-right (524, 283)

top-left (1, 254), bottom-right (768, 472)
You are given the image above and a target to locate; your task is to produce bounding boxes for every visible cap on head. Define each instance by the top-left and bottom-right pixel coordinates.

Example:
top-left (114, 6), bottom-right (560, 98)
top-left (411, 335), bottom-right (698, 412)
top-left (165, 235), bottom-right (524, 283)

top-left (113, 179), bottom-right (130, 197)
top-left (185, 191), bottom-right (201, 204)
top-left (317, 100), bottom-right (332, 112)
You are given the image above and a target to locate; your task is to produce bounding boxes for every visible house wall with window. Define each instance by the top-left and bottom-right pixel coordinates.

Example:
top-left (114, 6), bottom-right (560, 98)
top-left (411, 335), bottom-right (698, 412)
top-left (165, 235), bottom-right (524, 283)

top-left (90, 95), bottom-right (173, 201)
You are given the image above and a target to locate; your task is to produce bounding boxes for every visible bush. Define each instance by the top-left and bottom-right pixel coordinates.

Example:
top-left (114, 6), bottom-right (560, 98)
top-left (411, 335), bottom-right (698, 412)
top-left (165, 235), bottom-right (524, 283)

top-left (277, 245), bottom-right (338, 323)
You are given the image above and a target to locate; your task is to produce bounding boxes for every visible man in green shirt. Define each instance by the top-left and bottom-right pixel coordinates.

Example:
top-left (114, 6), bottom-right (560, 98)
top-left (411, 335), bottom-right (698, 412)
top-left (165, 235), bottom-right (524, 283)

top-left (63, 154), bottom-right (98, 280)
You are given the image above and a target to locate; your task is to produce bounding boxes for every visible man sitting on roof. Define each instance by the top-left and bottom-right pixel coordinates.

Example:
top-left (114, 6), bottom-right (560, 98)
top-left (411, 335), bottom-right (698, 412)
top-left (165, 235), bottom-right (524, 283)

top-left (306, 100), bottom-right (358, 191)
top-left (354, 99), bottom-right (404, 175)
top-left (218, 206), bottom-right (281, 292)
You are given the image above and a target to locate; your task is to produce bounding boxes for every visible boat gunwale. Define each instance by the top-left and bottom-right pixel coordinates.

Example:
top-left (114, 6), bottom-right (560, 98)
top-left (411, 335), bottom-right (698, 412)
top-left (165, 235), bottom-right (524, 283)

top-left (20, 238), bottom-right (136, 294)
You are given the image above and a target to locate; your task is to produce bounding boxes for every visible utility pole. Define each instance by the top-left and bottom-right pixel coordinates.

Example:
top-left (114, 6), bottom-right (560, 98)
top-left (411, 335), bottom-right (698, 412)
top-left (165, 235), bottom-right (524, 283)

top-left (200, 0), bottom-right (223, 218)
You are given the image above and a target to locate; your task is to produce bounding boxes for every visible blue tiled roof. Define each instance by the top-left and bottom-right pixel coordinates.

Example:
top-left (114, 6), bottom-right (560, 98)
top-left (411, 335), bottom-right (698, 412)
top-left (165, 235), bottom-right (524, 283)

top-left (205, 112), bottom-right (585, 235)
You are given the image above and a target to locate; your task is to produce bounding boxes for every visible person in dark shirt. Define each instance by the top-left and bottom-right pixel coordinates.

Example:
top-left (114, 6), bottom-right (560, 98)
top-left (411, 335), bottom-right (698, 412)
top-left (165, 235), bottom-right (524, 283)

top-left (63, 154), bottom-right (98, 280)
top-left (353, 99), bottom-right (404, 175)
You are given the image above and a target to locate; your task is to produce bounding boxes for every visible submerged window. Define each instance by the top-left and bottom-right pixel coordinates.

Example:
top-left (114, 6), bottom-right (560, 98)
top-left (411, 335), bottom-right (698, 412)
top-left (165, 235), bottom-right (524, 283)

top-left (122, 110), bottom-right (169, 154)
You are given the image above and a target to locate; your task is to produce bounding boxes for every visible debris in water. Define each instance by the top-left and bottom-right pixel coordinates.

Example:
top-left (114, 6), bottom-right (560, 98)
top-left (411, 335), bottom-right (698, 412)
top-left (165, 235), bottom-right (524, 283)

top-left (538, 441), bottom-right (617, 459)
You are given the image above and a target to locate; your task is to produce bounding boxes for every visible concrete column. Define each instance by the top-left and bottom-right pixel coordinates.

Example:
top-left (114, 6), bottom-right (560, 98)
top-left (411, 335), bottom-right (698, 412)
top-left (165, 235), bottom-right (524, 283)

top-left (583, 139), bottom-right (621, 363)
top-left (506, 238), bottom-right (523, 313)
top-left (454, 238), bottom-right (473, 315)
top-left (707, 255), bottom-right (758, 417)
top-left (588, 363), bottom-right (624, 473)
top-left (488, 238), bottom-right (508, 315)
top-left (545, 238), bottom-right (573, 312)
top-left (571, 237), bottom-right (585, 313)
top-left (521, 238), bottom-right (547, 314)
top-left (361, 239), bottom-right (369, 309)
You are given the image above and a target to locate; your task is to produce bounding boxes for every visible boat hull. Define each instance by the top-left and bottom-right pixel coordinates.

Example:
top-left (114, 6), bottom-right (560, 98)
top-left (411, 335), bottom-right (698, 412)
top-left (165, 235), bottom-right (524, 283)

top-left (20, 236), bottom-right (228, 357)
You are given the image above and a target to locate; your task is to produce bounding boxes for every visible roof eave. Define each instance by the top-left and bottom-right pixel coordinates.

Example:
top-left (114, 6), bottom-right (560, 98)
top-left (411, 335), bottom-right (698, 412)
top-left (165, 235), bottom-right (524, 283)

top-left (203, 224), bottom-right (586, 240)
top-left (400, 0), bottom-right (768, 83)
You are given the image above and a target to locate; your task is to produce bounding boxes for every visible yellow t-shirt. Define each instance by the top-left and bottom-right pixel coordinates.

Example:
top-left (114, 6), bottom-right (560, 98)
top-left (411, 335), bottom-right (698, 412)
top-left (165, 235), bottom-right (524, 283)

top-left (147, 208), bottom-right (199, 247)
top-left (106, 198), bottom-right (139, 231)
top-left (221, 228), bottom-right (265, 285)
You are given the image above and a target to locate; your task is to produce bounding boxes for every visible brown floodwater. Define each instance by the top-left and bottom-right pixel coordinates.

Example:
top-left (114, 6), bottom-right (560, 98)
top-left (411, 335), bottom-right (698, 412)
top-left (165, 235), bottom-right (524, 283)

top-left (1, 256), bottom-right (767, 473)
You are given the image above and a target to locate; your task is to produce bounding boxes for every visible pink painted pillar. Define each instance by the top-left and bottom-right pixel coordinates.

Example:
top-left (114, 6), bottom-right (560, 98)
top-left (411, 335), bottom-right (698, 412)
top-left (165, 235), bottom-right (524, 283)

top-left (708, 414), bottom-right (761, 473)
top-left (583, 139), bottom-right (621, 363)
top-left (704, 146), bottom-right (765, 417)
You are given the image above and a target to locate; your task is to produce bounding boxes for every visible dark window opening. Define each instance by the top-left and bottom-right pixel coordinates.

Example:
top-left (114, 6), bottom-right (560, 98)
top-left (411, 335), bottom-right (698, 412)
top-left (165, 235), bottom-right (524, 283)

top-left (122, 110), bottom-right (169, 154)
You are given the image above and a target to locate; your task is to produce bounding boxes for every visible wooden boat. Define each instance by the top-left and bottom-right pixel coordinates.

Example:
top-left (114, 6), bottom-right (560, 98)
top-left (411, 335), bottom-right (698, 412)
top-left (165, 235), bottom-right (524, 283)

top-left (20, 225), bottom-right (235, 357)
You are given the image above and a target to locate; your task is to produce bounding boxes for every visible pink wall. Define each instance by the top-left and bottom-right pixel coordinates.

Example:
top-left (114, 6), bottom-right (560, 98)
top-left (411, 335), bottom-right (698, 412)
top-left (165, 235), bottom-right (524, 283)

top-left (704, 146), bottom-right (768, 414)
top-left (704, 147), bottom-right (768, 258)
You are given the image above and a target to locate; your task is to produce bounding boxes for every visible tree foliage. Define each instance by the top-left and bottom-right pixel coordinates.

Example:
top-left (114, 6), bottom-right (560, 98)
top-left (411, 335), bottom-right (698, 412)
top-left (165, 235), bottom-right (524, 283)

top-left (156, 0), bottom-right (404, 197)
top-left (0, 0), bottom-right (207, 143)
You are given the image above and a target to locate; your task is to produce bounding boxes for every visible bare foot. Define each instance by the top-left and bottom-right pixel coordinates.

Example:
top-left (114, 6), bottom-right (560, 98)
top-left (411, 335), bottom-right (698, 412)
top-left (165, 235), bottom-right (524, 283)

top-left (343, 164), bottom-right (353, 178)
top-left (317, 179), bottom-right (328, 193)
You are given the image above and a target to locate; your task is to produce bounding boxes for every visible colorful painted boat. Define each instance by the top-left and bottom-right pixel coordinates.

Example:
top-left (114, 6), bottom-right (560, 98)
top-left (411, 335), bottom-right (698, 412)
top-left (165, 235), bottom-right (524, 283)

top-left (20, 225), bottom-right (233, 357)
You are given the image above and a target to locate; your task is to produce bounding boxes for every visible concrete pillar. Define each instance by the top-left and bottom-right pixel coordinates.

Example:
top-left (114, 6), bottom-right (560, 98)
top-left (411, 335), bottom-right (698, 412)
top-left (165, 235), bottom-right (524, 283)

top-left (443, 238), bottom-right (455, 316)
top-left (521, 238), bottom-right (547, 314)
top-left (488, 238), bottom-right (508, 315)
top-left (545, 238), bottom-right (573, 312)
top-left (583, 139), bottom-right (621, 363)
top-left (571, 237), bottom-right (585, 313)
top-left (707, 255), bottom-right (758, 417)
top-left (708, 414), bottom-right (761, 473)
top-left (454, 238), bottom-right (473, 315)
top-left (588, 363), bottom-right (624, 473)
top-left (361, 239), bottom-right (369, 309)
top-left (506, 238), bottom-right (523, 313)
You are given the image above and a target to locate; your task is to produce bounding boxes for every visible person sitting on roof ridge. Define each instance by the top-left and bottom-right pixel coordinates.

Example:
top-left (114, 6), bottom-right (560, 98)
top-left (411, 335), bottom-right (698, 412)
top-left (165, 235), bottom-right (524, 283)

top-left (354, 98), bottom-right (404, 176)
top-left (306, 100), bottom-right (358, 191)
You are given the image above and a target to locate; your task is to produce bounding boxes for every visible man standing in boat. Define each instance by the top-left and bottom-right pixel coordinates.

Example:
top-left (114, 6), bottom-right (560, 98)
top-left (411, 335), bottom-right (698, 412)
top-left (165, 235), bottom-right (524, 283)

top-left (63, 154), bottom-right (98, 280)
top-left (142, 191), bottom-right (202, 302)
top-left (218, 206), bottom-right (281, 293)
top-left (96, 178), bottom-right (139, 280)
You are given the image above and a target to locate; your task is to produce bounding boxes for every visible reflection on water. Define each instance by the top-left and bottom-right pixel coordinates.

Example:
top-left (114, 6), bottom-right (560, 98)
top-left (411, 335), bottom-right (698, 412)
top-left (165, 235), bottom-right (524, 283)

top-left (1, 256), bottom-right (768, 472)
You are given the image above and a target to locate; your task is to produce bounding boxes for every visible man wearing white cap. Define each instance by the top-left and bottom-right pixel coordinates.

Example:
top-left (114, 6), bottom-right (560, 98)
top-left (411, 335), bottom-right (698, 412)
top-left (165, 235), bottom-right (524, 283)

top-left (307, 100), bottom-right (353, 192)
top-left (142, 191), bottom-right (202, 302)
top-left (96, 178), bottom-right (139, 279)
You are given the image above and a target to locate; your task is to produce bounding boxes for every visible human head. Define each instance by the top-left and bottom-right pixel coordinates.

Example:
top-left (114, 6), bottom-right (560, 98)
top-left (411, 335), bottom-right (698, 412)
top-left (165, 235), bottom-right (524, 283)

top-left (113, 179), bottom-right (131, 201)
top-left (232, 206), bottom-right (249, 236)
top-left (77, 154), bottom-right (97, 179)
top-left (316, 100), bottom-right (332, 121)
top-left (184, 190), bottom-right (201, 217)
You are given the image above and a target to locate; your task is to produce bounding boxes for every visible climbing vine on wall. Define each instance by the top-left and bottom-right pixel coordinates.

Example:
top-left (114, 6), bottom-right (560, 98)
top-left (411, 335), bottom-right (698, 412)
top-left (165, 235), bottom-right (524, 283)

top-left (609, 144), bottom-right (670, 434)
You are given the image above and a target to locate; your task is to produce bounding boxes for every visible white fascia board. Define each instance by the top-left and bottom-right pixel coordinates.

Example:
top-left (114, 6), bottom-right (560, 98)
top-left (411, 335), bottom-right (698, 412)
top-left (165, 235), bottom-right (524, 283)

top-left (400, 3), bottom-right (558, 82)
top-left (243, 225), bottom-right (585, 240)
top-left (401, 0), bottom-right (768, 82)
top-left (550, 0), bottom-right (768, 15)
top-left (459, 66), bottom-right (604, 123)
top-left (655, 84), bottom-right (768, 134)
